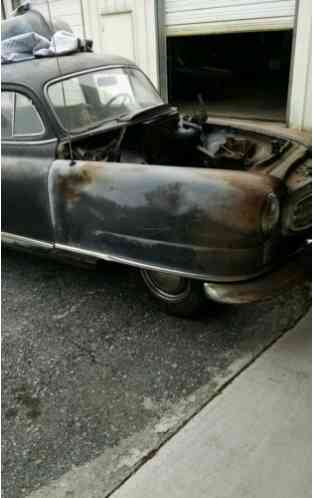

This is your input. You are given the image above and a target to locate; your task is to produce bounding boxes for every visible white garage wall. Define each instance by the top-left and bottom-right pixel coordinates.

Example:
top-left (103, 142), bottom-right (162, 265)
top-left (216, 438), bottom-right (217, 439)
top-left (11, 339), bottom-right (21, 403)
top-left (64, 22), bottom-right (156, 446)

top-left (303, 46), bottom-right (312, 130)
top-left (80, 0), bottom-right (159, 87)
top-left (288, 0), bottom-right (312, 130)
top-left (165, 0), bottom-right (296, 35)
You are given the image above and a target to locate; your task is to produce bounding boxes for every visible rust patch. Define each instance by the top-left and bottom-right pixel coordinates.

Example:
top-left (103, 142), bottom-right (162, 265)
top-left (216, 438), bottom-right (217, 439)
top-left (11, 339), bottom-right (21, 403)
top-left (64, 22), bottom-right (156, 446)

top-left (206, 244), bottom-right (311, 305)
top-left (58, 163), bottom-right (102, 202)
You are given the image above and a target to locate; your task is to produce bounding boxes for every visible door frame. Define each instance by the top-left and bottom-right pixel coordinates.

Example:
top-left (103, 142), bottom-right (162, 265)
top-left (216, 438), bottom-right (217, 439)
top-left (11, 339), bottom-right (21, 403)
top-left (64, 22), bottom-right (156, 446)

top-left (157, 8), bottom-right (295, 104)
top-left (157, 0), bottom-right (311, 130)
top-left (287, 0), bottom-right (312, 129)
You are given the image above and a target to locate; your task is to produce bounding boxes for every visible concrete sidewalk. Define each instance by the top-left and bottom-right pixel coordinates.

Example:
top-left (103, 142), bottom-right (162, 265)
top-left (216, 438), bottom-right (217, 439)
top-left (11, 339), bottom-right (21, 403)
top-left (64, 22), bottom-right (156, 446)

top-left (112, 310), bottom-right (312, 498)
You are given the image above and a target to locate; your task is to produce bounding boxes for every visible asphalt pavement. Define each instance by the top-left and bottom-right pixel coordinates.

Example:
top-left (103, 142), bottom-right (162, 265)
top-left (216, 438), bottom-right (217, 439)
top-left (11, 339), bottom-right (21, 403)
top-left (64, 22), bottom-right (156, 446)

top-left (2, 247), bottom-right (311, 498)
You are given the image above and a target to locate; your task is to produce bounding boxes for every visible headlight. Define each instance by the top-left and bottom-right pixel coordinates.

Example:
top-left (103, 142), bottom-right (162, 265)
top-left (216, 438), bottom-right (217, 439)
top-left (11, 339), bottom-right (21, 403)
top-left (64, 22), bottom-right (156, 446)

top-left (261, 193), bottom-right (280, 236)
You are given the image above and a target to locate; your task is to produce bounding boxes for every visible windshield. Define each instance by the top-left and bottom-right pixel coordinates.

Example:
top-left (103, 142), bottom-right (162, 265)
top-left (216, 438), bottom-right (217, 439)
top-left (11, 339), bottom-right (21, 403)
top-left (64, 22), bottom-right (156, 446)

top-left (47, 67), bottom-right (164, 133)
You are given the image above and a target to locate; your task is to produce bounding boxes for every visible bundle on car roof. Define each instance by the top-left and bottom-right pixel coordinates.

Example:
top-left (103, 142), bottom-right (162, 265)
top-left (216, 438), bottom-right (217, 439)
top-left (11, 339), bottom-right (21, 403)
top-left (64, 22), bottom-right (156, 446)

top-left (1, 1), bottom-right (92, 65)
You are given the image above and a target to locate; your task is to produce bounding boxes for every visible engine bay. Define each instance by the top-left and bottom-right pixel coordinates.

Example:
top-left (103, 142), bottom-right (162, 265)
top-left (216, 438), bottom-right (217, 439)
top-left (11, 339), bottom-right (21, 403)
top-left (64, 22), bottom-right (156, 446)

top-left (57, 114), bottom-right (296, 173)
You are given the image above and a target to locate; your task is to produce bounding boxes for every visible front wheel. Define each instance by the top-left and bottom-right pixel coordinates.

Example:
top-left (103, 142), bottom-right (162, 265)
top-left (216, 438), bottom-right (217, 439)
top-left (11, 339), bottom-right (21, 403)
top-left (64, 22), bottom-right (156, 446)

top-left (141, 269), bottom-right (206, 318)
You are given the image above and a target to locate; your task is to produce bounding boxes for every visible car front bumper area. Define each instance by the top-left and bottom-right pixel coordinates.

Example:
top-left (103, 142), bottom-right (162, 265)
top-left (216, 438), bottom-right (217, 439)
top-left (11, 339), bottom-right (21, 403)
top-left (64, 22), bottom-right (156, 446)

top-left (204, 241), bottom-right (312, 304)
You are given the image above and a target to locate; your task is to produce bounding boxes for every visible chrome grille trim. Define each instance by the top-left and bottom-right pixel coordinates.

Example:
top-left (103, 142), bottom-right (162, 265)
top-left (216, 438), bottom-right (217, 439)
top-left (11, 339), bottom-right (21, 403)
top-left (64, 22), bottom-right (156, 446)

top-left (282, 183), bottom-right (312, 235)
top-left (292, 193), bottom-right (312, 231)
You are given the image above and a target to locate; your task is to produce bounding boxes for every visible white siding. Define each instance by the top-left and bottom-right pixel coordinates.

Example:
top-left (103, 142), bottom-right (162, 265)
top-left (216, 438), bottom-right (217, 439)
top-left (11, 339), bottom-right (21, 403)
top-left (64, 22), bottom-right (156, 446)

top-left (303, 48), bottom-right (312, 130)
top-left (165, 0), bottom-right (296, 34)
top-left (2, 0), bottom-right (13, 17)
top-left (101, 11), bottom-right (136, 61)
top-left (31, 0), bottom-right (84, 39)
top-left (81, 0), bottom-right (159, 87)
top-left (303, 34), bottom-right (312, 130)
top-left (287, 0), bottom-right (312, 130)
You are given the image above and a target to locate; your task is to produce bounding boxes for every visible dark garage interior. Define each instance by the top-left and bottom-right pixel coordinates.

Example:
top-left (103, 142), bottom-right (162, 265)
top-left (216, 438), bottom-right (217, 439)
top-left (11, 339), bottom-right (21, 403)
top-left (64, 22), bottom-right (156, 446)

top-left (167, 30), bottom-right (293, 122)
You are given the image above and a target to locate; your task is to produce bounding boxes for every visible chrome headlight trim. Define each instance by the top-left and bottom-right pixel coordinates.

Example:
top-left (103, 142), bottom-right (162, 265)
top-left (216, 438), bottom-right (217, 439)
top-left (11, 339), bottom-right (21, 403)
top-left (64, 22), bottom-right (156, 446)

top-left (261, 193), bottom-right (280, 236)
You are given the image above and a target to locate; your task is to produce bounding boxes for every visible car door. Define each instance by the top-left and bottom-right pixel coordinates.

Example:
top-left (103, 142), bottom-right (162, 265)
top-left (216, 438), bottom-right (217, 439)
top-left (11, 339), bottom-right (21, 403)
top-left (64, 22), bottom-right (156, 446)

top-left (1, 89), bottom-right (57, 244)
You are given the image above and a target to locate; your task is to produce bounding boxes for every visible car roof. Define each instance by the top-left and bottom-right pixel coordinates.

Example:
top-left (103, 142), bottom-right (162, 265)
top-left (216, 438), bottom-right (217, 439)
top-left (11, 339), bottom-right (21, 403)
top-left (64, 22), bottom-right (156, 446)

top-left (1, 52), bottom-right (135, 93)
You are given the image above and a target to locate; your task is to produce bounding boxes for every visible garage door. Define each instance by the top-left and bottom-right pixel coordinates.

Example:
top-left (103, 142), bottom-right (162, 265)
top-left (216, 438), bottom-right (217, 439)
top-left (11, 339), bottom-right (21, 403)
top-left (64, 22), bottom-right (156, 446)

top-left (165, 0), bottom-right (296, 36)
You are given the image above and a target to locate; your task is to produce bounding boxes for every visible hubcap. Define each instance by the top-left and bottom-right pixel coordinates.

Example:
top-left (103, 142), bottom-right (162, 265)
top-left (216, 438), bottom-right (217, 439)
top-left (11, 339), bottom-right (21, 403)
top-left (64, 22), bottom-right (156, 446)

top-left (142, 270), bottom-right (191, 303)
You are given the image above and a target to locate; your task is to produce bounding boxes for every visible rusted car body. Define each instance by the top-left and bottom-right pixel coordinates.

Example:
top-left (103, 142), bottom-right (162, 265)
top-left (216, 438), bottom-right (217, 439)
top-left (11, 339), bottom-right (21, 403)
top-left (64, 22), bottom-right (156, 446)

top-left (2, 51), bottom-right (311, 316)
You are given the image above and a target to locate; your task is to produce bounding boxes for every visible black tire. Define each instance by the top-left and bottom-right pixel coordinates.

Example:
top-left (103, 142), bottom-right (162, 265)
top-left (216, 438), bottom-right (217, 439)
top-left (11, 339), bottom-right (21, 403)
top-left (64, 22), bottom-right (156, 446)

top-left (141, 269), bottom-right (206, 318)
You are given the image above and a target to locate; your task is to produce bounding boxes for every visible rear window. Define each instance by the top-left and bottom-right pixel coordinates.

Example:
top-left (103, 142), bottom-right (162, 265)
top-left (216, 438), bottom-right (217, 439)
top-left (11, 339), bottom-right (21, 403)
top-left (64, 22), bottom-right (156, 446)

top-left (1, 91), bottom-right (14, 139)
top-left (1, 91), bottom-right (45, 139)
top-left (14, 93), bottom-right (45, 136)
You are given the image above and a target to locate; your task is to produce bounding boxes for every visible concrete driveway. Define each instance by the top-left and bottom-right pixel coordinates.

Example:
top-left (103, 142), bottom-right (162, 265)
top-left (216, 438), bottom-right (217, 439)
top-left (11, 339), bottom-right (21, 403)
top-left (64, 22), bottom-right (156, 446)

top-left (112, 311), bottom-right (311, 498)
top-left (2, 248), bottom-right (311, 498)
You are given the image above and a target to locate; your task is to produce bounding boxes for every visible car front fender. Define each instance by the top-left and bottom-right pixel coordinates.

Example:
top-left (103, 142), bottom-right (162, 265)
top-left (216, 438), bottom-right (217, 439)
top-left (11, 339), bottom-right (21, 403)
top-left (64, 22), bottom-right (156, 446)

top-left (49, 160), bottom-right (282, 282)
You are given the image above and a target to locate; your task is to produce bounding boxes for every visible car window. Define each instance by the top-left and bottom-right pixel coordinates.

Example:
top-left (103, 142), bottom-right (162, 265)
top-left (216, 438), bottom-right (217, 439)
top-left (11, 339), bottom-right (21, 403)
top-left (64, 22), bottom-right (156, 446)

top-left (1, 91), bottom-right (14, 139)
top-left (2, 91), bottom-right (45, 139)
top-left (49, 77), bottom-right (86, 107)
top-left (13, 93), bottom-right (45, 136)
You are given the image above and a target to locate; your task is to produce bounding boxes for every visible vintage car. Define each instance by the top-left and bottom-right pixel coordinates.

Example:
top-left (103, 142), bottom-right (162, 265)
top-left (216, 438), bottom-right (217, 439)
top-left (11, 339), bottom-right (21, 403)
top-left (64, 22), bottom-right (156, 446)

top-left (1, 35), bottom-right (312, 316)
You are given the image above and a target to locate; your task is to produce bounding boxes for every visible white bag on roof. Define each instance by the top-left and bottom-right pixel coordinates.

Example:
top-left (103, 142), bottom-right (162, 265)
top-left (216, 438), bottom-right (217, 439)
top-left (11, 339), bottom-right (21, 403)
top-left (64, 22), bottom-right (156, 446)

top-left (1, 30), bottom-right (80, 64)
top-left (1, 31), bottom-right (50, 63)
top-left (35, 31), bottom-right (79, 57)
